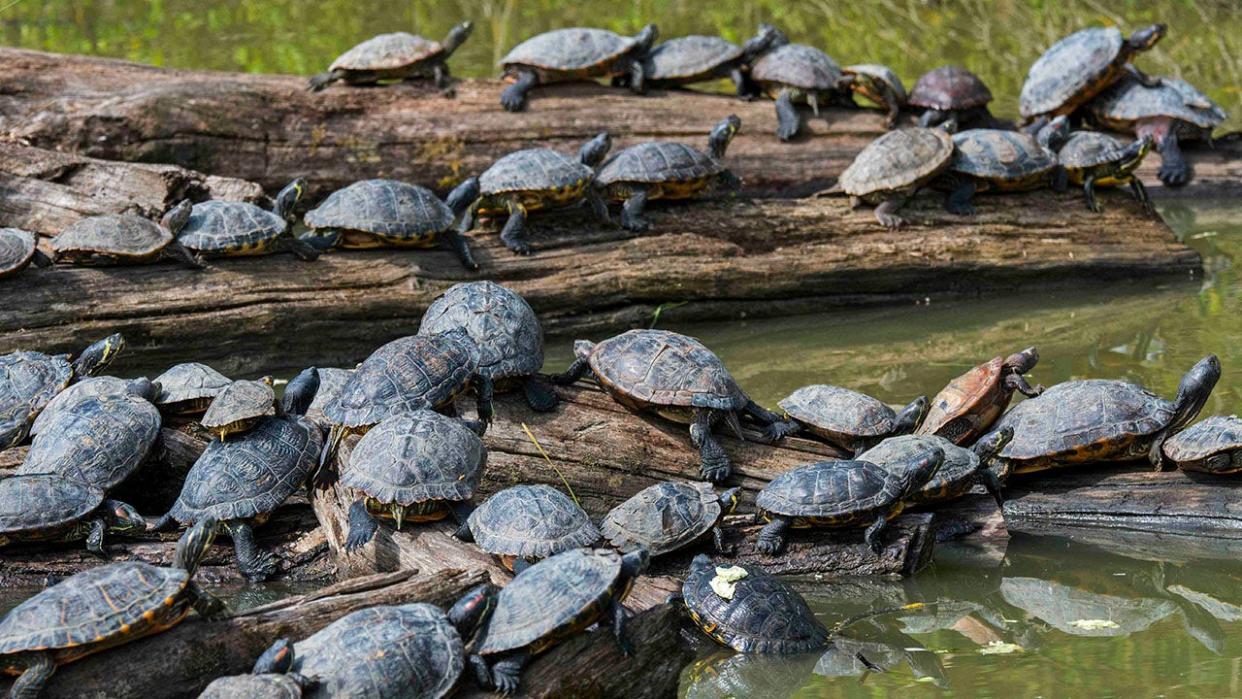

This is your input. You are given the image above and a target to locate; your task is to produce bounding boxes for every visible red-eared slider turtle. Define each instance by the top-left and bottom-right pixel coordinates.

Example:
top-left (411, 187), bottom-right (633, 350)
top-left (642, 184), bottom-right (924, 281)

top-left (0, 519), bottom-right (222, 697)
top-left (308, 21), bottom-right (474, 93)
top-left (553, 329), bottom-right (782, 483)
top-left (858, 427), bottom-right (1015, 507)
top-left (755, 447), bottom-right (944, 554)
top-left (29, 376), bottom-right (151, 436)
top-left (177, 179), bottom-right (318, 261)
top-left (302, 177), bottom-right (481, 270)
top-left (594, 115), bottom-right (742, 231)
top-left (0, 229), bottom-right (51, 279)
top-left (1089, 75), bottom-right (1227, 187)
top-left (461, 133), bottom-right (613, 256)
top-left (0, 474), bottom-right (145, 556)
top-left (1020, 24), bottom-right (1167, 126)
top-left (0, 333), bottom-right (124, 449)
top-left (457, 484), bottom-right (599, 571)
top-left (153, 362), bottom-right (232, 415)
top-left (764, 385), bottom-right (929, 455)
top-left (418, 281), bottom-right (556, 412)
top-left (200, 377), bottom-right (275, 440)
top-left (499, 25), bottom-right (659, 112)
top-left (749, 42), bottom-right (848, 141)
top-left (842, 64), bottom-right (907, 129)
top-left (918, 347), bottom-right (1043, 445)
top-left (342, 410), bottom-right (486, 551)
top-left (1163, 416), bottom-right (1242, 474)
top-left (51, 200), bottom-right (203, 269)
top-left (469, 548), bottom-right (649, 695)
top-left (1057, 131), bottom-right (1154, 214)
top-left (834, 127), bottom-right (956, 229)
top-left (601, 481), bottom-right (741, 556)
top-left (642, 24), bottom-right (782, 95)
top-left (985, 355), bottom-right (1220, 473)
top-left (940, 118), bottom-right (1070, 216)
top-left (907, 65), bottom-right (994, 132)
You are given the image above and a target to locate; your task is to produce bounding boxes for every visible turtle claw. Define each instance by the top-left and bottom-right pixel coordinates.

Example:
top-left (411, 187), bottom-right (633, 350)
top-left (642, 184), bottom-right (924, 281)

top-left (1158, 162), bottom-right (1190, 187)
top-left (241, 551), bottom-right (280, 583)
top-left (876, 211), bottom-right (905, 229)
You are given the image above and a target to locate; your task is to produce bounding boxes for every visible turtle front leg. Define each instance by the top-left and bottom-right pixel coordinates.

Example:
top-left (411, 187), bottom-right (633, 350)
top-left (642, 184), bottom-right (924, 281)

top-left (165, 240), bottom-right (206, 270)
top-left (756, 515), bottom-right (789, 554)
top-left (1082, 175), bottom-right (1102, 213)
top-left (774, 90), bottom-right (801, 141)
top-left (186, 580), bottom-right (227, 619)
top-left (620, 188), bottom-right (652, 232)
top-left (874, 195), bottom-right (909, 229)
top-left (1005, 371), bottom-right (1044, 398)
top-left (864, 513), bottom-right (889, 555)
top-left (225, 520), bottom-right (279, 582)
top-left (691, 408), bottom-right (731, 483)
top-left (551, 356), bottom-right (591, 386)
top-left (448, 501), bottom-right (475, 526)
top-left (1127, 176), bottom-right (1155, 216)
top-left (1148, 433), bottom-right (1170, 471)
top-left (468, 654), bottom-right (494, 691)
top-left (712, 526), bottom-right (736, 555)
top-left (944, 178), bottom-right (978, 216)
top-left (490, 649), bottom-right (531, 696)
top-left (522, 375), bottom-right (559, 412)
top-left (627, 58), bottom-right (647, 95)
top-left (762, 419), bottom-right (801, 444)
top-left (500, 69), bottom-right (538, 112)
top-left (499, 199), bottom-right (531, 255)
top-left (85, 517), bottom-right (107, 557)
top-left (1155, 131), bottom-right (1191, 187)
top-left (609, 598), bottom-right (635, 655)
top-left (470, 373), bottom-right (494, 433)
top-left (277, 236), bottom-right (321, 262)
top-left (11, 650), bottom-right (56, 699)
top-left (440, 227), bottom-right (480, 271)
top-left (586, 188), bottom-right (613, 226)
top-left (729, 66), bottom-right (757, 100)
top-left (433, 62), bottom-right (455, 97)
top-left (344, 498), bottom-right (379, 552)
top-left (882, 89), bottom-right (901, 129)
top-left (1051, 165), bottom-right (1069, 193)
top-left (31, 248), bottom-right (53, 268)
top-left (917, 109), bottom-right (945, 128)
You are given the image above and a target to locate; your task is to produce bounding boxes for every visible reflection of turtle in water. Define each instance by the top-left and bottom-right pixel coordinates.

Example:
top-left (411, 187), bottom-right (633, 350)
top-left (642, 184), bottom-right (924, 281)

top-left (999, 576), bottom-right (1176, 636)
top-left (683, 647), bottom-right (822, 699)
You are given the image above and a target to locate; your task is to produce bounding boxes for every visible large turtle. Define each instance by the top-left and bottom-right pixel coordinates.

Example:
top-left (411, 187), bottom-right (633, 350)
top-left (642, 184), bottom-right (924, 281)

top-left (601, 481), bottom-right (741, 556)
top-left (1162, 415), bottom-right (1242, 475)
top-left (177, 179), bottom-right (318, 261)
top-left (594, 115), bottom-right (742, 231)
top-left (499, 25), bottom-right (659, 112)
top-left (918, 347), bottom-right (1043, 445)
top-left (1057, 131), bottom-right (1154, 214)
top-left (984, 355), bottom-right (1220, 473)
top-left (0, 228), bottom-right (50, 279)
top-left (754, 447), bottom-right (944, 554)
top-left (457, 484), bottom-right (599, 571)
top-left (0, 520), bottom-right (222, 698)
top-left (834, 127), bottom-right (956, 229)
top-left (641, 24), bottom-right (782, 95)
top-left (29, 376), bottom-right (151, 436)
top-left (200, 377), bottom-right (276, 440)
top-left (418, 281), bottom-right (557, 411)
top-left (0, 474), bottom-right (145, 555)
top-left (153, 362), bottom-right (232, 415)
top-left (857, 427), bottom-right (1015, 507)
top-left (940, 118), bottom-right (1070, 216)
top-left (749, 42), bottom-right (848, 141)
top-left (51, 200), bottom-right (203, 269)
top-left (764, 384), bottom-right (929, 455)
top-left (553, 329), bottom-right (781, 483)
top-left (842, 64), bottom-right (907, 129)
top-left (469, 548), bottom-right (649, 695)
top-left (308, 21), bottom-right (474, 93)
top-left (907, 65), bottom-right (994, 132)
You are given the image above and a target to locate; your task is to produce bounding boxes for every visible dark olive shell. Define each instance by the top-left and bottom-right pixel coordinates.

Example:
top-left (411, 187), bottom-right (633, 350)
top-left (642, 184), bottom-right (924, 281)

top-left (600, 481), bottom-right (723, 555)
top-left (330, 32), bottom-right (444, 72)
top-left (418, 281), bottom-right (544, 380)
top-left (586, 329), bottom-right (746, 411)
top-left (198, 675), bottom-right (304, 699)
top-left (857, 434), bottom-right (978, 503)
top-left (342, 410), bottom-right (485, 506)
top-left (19, 393), bottom-right (161, 490)
top-left (951, 129), bottom-right (1057, 181)
top-left (29, 375), bottom-right (132, 436)
top-left (778, 385), bottom-right (897, 440)
top-left (304, 179), bottom-right (454, 239)
top-left (837, 127), bottom-right (955, 196)
top-left (1020, 27), bottom-right (1124, 118)
top-left (466, 484), bottom-right (599, 559)
top-left (501, 28), bottom-right (638, 72)
top-left (479, 149), bottom-right (593, 196)
top-left (1090, 75), bottom-right (1227, 130)
top-left (154, 362), bottom-right (231, 411)
top-left (756, 460), bottom-right (901, 520)
top-left (908, 66), bottom-right (992, 110)
top-left (595, 142), bottom-right (723, 186)
top-left (1163, 415), bottom-right (1242, 464)
top-left (750, 43), bottom-right (842, 91)
top-left (0, 350), bottom-right (73, 448)
top-left (647, 35), bottom-right (741, 81)
top-left (177, 201), bottom-right (287, 255)
top-left (0, 474), bottom-right (104, 535)
top-left (0, 228), bottom-right (38, 277)
top-left (201, 379), bottom-right (275, 433)
top-left (53, 214), bottom-right (171, 258)
top-left (1057, 132), bottom-right (1131, 169)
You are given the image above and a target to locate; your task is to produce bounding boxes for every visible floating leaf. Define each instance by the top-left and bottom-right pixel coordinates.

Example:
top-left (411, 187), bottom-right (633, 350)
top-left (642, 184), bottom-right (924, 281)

top-left (1070, 619), bottom-right (1120, 630)
top-left (979, 641), bottom-right (1024, 655)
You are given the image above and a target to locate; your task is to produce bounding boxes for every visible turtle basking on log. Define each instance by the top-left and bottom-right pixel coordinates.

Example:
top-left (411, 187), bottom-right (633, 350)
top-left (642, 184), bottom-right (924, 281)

top-left (308, 21), bottom-right (474, 93)
top-left (498, 25), bottom-right (659, 112)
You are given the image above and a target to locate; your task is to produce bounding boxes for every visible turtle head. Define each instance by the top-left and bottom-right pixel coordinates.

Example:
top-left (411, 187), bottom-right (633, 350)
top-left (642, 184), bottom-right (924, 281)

top-left (1036, 116), bottom-right (1071, 152)
top-left (1128, 24), bottom-right (1167, 52)
top-left (893, 395), bottom-right (930, 435)
top-left (161, 199), bottom-right (193, 236)
top-left (443, 21), bottom-right (474, 55)
top-left (74, 333), bottom-right (126, 377)
top-left (1003, 347), bottom-right (1040, 375)
top-left (173, 518), bottom-right (219, 576)
top-left (281, 367), bottom-right (320, 417)
top-left (742, 24), bottom-right (783, 61)
top-left (708, 115), bottom-right (742, 160)
top-left (126, 377), bottom-right (159, 402)
top-left (621, 547), bottom-right (651, 578)
top-left (446, 177), bottom-right (481, 218)
top-left (896, 447), bottom-right (944, 499)
top-left (275, 178), bottom-right (307, 223)
top-left (253, 638), bottom-right (296, 674)
top-left (719, 486), bottom-right (742, 514)
top-left (107, 500), bottom-right (147, 535)
top-left (1121, 136), bottom-right (1154, 172)
top-left (449, 583), bottom-right (499, 638)
top-left (1169, 355), bottom-right (1221, 433)
top-left (578, 132), bottom-right (612, 169)
top-left (758, 23), bottom-right (790, 50)
top-left (573, 339), bottom-right (597, 360)
top-left (633, 24), bottom-right (659, 52)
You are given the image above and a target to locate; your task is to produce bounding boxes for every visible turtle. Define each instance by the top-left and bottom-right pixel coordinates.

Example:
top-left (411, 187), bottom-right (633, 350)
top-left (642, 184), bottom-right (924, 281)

top-left (51, 200), bottom-right (203, 269)
top-left (754, 446), bottom-right (944, 554)
top-left (198, 673), bottom-right (309, 699)
top-left (857, 427), bottom-right (1015, 507)
top-left (678, 554), bottom-right (828, 654)
top-left (1162, 415), bottom-right (1242, 474)
top-left (600, 481), bottom-right (741, 556)
top-left (0, 519), bottom-right (222, 698)
top-left (842, 64), bottom-right (907, 129)
top-left (763, 384), bottom-right (929, 456)
top-left (983, 354), bottom-right (1220, 473)
top-left (940, 117), bottom-right (1071, 216)
top-left (418, 280), bottom-right (557, 412)
top-left (0, 228), bottom-right (51, 279)
top-left (308, 21), bottom-right (475, 93)
top-left (200, 377), bottom-right (276, 440)
top-left (342, 410), bottom-right (486, 552)
top-left (0, 333), bottom-right (124, 450)
top-left (29, 375), bottom-right (152, 436)
top-left (1019, 24), bottom-right (1167, 126)
top-left (833, 127), bottom-right (956, 229)
top-left (1056, 131), bottom-right (1154, 214)
top-left (301, 177), bottom-right (482, 270)
top-left (641, 24), bottom-right (783, 95)
top-left (917, 347), bottom-right (1044, 446)
top-left (460, 133), bottom-right (613, 256)
top-left (304, 367), bottom-right (352, 429)
top-left (177, 179), bottom-right (318, 261)
top-left (749, 42), bottom-right (848, 141)
top-left (594, 115), bottom-right (742, 231)
top-left (468, 547), bottom-right (649, 695)
top-left (153, 362), bottom-right (232, 415)
top-left (1089, 74), bottom-right (1228, 187)
top-left (457, 484), bottom-right (599, 571)
top-left (317, 330), bottom-right (493, 471)
top-left (907, 65), bottom-right (994, 132)
top-left (498, 25), bottom-right (659, 112)
top-left (0, 474), bottom-right (145, 556)
top-left (150, 371), bottom-right (322, 581)
top-left (553, 329), bottom-right (783, 483)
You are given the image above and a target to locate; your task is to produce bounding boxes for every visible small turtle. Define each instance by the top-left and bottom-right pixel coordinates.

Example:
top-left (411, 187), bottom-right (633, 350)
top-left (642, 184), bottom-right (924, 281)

top-left (0, 228), bottom-right (51, 279)
top-left (177, 179), bottom-right (318, 261)
top-left (499, 25), bottom-right (659, 112)
top-left (601, 481), bottom-right (740, 556)
top-left (834, 127), bottom-right (956, 229)
top-left (1020, 24), bottom-right (1167, 125)
top-left (754, 447), bottom-right (944, 554)
top-left (342, 410), bottom-right (486, 551)
top-left (857, 427), bottom-right (1015, 507)
top-left (461, 133), bottom-right (613, 256)
top-left (764, 384), bottom-right (929, 456)
top-left (302, 177), bottom-right (481, 270)
top-left (553, 329), bottom-right (782, 483)
top-left (940, 118), bottom-right (1070, 216)
top-left (842, 64), bottom-right (907, 129)
top-left (1057, 131), bottom-right (1154, 214)
top-left (51, 200), bottom-right (203, 269)
top-left (0, 520), bottom-right (222, 698)
top-left (29, 375), bottom-right (151, 436)
top-left (0, 474), bottom-right (145, 555)
top-left (199, 674), bottom-right (309, 699)
top-left (469, 548), bottom-right (649, 695)
top-left (984, 355), bottom-right (1220, 473)
top-left (418, 281), bottom-right (557, 412)
top-left (308, 21), bottom-right (474, 93)
top-left (595, 115), bottom-right (742, 231)
top-left (642, 24), bottom-right (782, 95)
top-left (918, 347), bottom-right (1043, 445)
top-left (749, 42), bottom-right (848, 141)
top-left (457, 484), bottom-right (599, 571)
top-left (200, 377), bottom-right (276, 440)
top-left (153, 362), bottom-right (232, 415)
top-left (907, 65), bottom-right (994, 132)
top-left (1162, 416), bottom-right (1242, 474)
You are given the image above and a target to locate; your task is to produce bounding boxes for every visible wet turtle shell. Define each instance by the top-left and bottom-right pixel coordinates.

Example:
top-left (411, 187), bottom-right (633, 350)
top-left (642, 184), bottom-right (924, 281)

top-left (843, 64), bottom-right (908, 104)
top-left (1090, 75), bottom-right (1228, 132)
top-left (154, 362), bottom-right (232, 415)
top-left (749, 43), bottom-right (842, 92)
top-left (465, 484), bottom-right (599, 560)
top-left (305, 367), bottom-right (352, 428)
top-left (756, 460), bottom-right (907, 525)
top-left (919, 356), bottom-right (1013, 443)
top-left (52, 214), bottom-right (173, 261)
top-left (595, 141), bottom-right (725, 186)
top-left (29, 375), bottom-right (134, 436)
top-left (838, 127), bottom-right (955, 197)
top-left (201, 379), bottom-right (276, 438)
top-left (0, 228), bottom-right (40, 278)
top-left (908, 66), bottom-right (992, 110)
top-left (858, 434), bottom-right (988, 505)
top-left (950, 129), bottom-right (1058, 184)
top-left (0, 474), bottom-right (106, 540)
top-left (19, 392), bottom-right (161, 490)
top-left (330, 32), bottom-right (447, 72)
top-left (501, 28), bottom-right (639, 75)
top-left (0, 350), bottom-right (74, 449)
top-left (1057, 131), bottom-right (1133, 169)
top-left (1019, 27), bottom-right (1127, 118)
top-left (418, 281), bottom-right (544, 381)
top-left (198, 674), bottom-right (304, 699)
top-left (343, 410), bottom-right (486, 507)
top-left (1162, 415), bottom-right (1242, 474)
top-left (479, 148), bottom-right (593, 197)
top-left (177, 201), bottom-right (289, 256)
top-left (600, 481), bottom-right (730, 556)
top-left (646, 35), bottom-right (743, 81)
top-left (584, 329), bottom-right (747, 412)
top-left (778, 385), bottom-right (901, 447)
top-left (303, 179), bottom-right (456, 244)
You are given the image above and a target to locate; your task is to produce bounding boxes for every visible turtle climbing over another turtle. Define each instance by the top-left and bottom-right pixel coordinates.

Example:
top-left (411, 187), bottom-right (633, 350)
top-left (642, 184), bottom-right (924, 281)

top-left (0, 228), bottom-right (51, 279)
top-left (833, 127), bottom-right (955, 229)
top-left (939, 118), bottom-right (1070, 216)
top-left (842, 64), bottom-right (907, 129)
top-left (918, 347), bottom-right (1043, 445)
top-left (177, 179), bottom-right (319, 261)
top-left (51, 200), bottom-right (203, 269)
top-left (641, 24), bottom-right (783, 95)
top-left (1162, 416), bottom-right (1242, 475)
top-left (1056, 131), bottom-right (1154, 214)
top-left (858, 427), bottom-right (1015, 507)
top-left (601, 481), bottom-right (741, 556)
top-left (308, 21), bottom-right (474, 93)
top-left (749, 42), bottom-right (848, 141)
top-left (153, 362), bottom-right (232, 416)
top-left (499, 25), bottom-right (659, 112)
top-left (764, 384), bottom-right (929, 456)
top-left (200, 377), bottom-right (276, 440)
top-left (0, 474), bottom-right (145, 555)
top-left (907, 65), bottom-right (994, 132)
top-left (29, 376), bottom-right (152, 437)
top-left (457, 484), bottom-right (599, 571)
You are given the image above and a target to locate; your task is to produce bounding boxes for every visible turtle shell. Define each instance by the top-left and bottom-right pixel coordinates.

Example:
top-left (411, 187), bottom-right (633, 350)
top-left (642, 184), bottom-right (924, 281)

top-left (167, 415), bottom-right (323, 523)
top-left (778, 385), bottom-right (897, 444)
top-left (198, 675), bottom-right (304, 699)
top-left (908, 66), bottom-right (992, 110)
top-left (19, 393), bottom-right (161, 490)
top-left (647, 35), bottom-right (741, 81)
top-left (1162, 415), bottom-right (1242, 473)
top-left (595, 141), bottom-right (723, 186)
top-left (750, 43), bottom-right (842, 91)
top-left (1057, 131), bottom-right (1131, 169)
top-left (342, 410), bottom-right (486, 506)
top-left (418, 281), bottom-right (544, 380)
top-left (177, 201), bottom-right (288, 255)
top-left (0, 474), bottom-right (104, 536)
top-left (201, 379), bottom-right (276, 433)
top-left (291, 603), bottom-right (464, 699)
top-left (479, 149), bottom-right (592, 196)
top-left (1091, 75), bottom-right (1228, 131)
top-left (586, 329), bottom-right (747, 411)
top-left (918, 356), bottom-right (1007, 443)
top-left (0, 350), bottom-right (73, 448)
top-left (501, 28), bottom-right (637, 72)
top-left (844, 64), bottom-right (908, 104)
top-left (1020, 27), bottom-right (1124, 118)
top-left (600, 481), bottom-right (722, 555)
top-left (154, 362), bottom-right (231, 414)
top-left (53, 214), bottom-right (171, 259)
top-left (837, 127), bottom-right (955, 197)
top-left (756, 460), bottom-right (897, 521)
top-left (682, 557), bottom-right (828, 654)
top-left (0, 228), bottom-right (38, 277)
top-left (305, 367), bottom-right (353, 428)
top-left (857, 434), bottom-right (977, 503)
top-left (304, 179), bottom-right (454, 239)
top-left (951, 129), bottom-right (1058, 182)
top-left (29, 375), bottom-right (132, 436)
top-left (466, 484), bottom-right (599, 559)
top-left (330, 32), bottom-right (443, 72)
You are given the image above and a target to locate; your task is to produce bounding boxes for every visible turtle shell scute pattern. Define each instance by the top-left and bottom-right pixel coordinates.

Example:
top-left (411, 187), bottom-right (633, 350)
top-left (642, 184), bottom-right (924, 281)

top-left (1057, 132), bottom-right (1130, 169)
top-left (682, 561), bottom-right (828, 654)
top-left (177, 201), bottom-right (287, 253)
top-left (857, 434), bottom-right (976, 499)
top-left (342, 410), bottom-right (485, 506)
top-left (1091, 75), bottom-right (1228, 130)
top-left (587, 329), bottom-right (747, 410)
top-left (838, 127), bottom-right (955, 196)
top-left (908, 66), bottom-right (992, 110)
top-left (778, 385), bottom-right (896, 438)
top-left (951, 129), bottom-right (1057, 180)
top-left (331, 33), bottom-right (442, 71)
top-left (19, 393), bottom-right (161, 490)
top-left (53, 215), bottom-right (170, 257)
top-left (479, 149), bottom-right (592, 196)
top-left (202, 379), bottom-right (275, 430)
top-left (756, 460), bottom-right (895, 519)
top-left (600, 481), bottom-right (720, 555)
top-left (750, 43), bottom-right (842, 91)
top-left (304, 179), bottom-right (454, 238)
top-left (918, 356), bottom-right (1004, 438)
top-left (0, 474), bottom-right (104, 534)
top-left (418, 281), bottom-right (544, 379)
top-left (1020, 27), bottom-right (1123, 118)
top-left (199, 675), bottom-right (304, 699)
top-left (154, 362), bottom-right (231, 407)
top-left (0, 351), bottom-right (73, 447)
top-left (647, 36), bottom-right (741, 80)
top-left (305, 367), bottom-right (353, 428)
top-left (501, 28), bottom-right (636, 72)
top-left (1162, 415), bottom-right (1242, 462)
top-left (30, 376), bottom-right (132, 436)
top-left (595, 142), bottom-right (722, 186)
top-left (467, 484), bottom-right (599, 558)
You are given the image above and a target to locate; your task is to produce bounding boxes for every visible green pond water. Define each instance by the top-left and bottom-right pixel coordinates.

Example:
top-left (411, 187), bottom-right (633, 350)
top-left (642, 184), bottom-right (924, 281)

top-left (3, 1), bottom-right (1241, 696)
